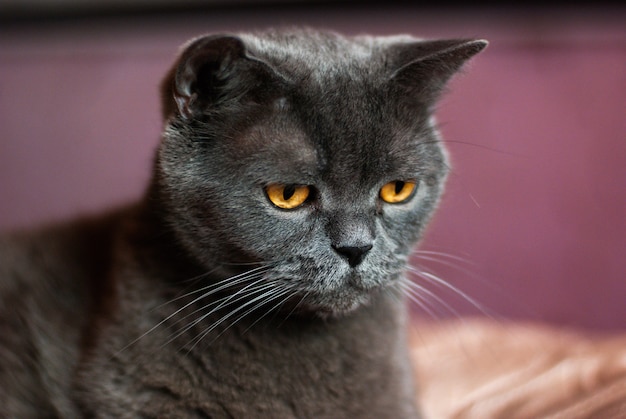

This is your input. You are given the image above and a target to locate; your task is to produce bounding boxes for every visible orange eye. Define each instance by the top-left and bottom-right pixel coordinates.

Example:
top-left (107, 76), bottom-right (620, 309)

top-left (265, 184), bottom-right (311, 209)
top-left (380, 180), bottom-right (417, 204)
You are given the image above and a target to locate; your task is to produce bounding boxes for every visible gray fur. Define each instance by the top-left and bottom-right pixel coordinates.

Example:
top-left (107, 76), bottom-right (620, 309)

top-left (0, 28), bottom-right (486, 417)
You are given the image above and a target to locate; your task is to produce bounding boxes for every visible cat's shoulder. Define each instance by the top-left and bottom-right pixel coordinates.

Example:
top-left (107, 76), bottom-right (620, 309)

top-left (0, 207), bottom-right (129, 297)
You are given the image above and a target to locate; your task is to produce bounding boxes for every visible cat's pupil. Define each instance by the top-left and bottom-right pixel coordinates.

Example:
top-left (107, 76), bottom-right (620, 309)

top-left (283, 185), bottom-right (296, 200)
top-left (394, 181), bottom-right (405, 195)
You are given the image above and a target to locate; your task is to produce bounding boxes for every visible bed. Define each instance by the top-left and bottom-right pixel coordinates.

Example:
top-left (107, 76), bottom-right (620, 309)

top-left (410, 318), bottom-right (626, 418)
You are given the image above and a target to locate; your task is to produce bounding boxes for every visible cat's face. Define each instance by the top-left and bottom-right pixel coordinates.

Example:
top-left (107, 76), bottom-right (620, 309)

top-left (155, 30), bottom-right (486, 315)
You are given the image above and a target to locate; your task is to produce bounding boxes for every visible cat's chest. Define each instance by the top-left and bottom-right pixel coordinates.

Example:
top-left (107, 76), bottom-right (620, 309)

top-left (148, 304), bottom-right (411, 417)
top-left (83, 293), bottom-right (418, 418)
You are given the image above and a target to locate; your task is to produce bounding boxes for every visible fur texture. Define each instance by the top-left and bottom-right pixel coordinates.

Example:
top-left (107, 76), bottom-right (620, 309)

top-left (0, 28), bottom-right (486, 418)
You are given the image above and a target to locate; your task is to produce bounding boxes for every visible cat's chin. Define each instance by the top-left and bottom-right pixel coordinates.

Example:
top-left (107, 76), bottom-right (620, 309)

top-left (293, 301), bottom-right (368, 320)
top-left (280, 270), bottom-right (402, 318)
top-left (288, 287), bottom-right (379, 319)
top-left (311, 299), bottom-right (367, 318)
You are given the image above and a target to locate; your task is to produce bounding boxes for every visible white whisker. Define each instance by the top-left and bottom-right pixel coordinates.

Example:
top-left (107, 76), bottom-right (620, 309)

top-left (226, 287), bottom-right (299, 339)
top-left (114, 266), bottom-right (272, 356)
top-left (413, 250), bottom-right (474, 265)
top-left (159, 265), bottom-right (272, 308)
top-left (185, 285), bottom-right (293, 352)
top-left (277, 290), bottom-right (310, 327)
top-left (161, 280), bottom-right (280, 349)
top-left (400, 278), bottom-right (464, 320)
top-left (407, 266), bottom-right (492, 318)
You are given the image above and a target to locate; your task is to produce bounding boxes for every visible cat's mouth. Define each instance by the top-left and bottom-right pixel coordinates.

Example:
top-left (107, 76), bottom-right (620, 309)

top-left (285, 270), bottom-right (399, 317)
top-left (252, 254), bottom-right (405, 316)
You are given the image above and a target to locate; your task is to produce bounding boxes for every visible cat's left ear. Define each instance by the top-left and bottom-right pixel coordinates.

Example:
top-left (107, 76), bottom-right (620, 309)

top-left (161, 35), bottom-right (285, 120)
top-left (387, 38), bottom-right (488, 105)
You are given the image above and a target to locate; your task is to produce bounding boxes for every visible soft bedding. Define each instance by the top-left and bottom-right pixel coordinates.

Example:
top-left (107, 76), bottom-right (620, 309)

top-left (410, 318), bottom-right (626, 418)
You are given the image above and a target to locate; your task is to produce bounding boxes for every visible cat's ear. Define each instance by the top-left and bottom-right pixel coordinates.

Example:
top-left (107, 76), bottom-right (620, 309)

top-left (387, 39), bottom-right (488, 105)
top-left (161, 35), bottom-right (284, 120)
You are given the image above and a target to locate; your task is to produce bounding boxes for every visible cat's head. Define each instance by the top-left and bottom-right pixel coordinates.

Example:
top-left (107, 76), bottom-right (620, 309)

top-left (155, 29), bottom-right (486, 316)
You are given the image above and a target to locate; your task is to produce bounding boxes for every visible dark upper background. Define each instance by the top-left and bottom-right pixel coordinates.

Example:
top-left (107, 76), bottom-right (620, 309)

top-left (1, 2), bottom-right (624, 331)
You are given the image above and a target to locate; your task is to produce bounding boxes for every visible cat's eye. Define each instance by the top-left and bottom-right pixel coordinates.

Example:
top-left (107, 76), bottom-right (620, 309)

top-left (265, 184), bottom-right (311, 210)
top-left (379, 180), bottom-right (417, 204)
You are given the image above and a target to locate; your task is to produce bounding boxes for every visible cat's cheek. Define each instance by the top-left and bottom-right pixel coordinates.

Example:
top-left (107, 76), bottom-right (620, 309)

top-left (377, 187), bottom-right (435, 250)
top-left (379, 194), bottom-right (423, 228)
top-left (243, 206), bottom-right (318, 256)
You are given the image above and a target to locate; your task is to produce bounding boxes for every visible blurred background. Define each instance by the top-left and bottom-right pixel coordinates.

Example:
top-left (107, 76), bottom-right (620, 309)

top-left (1, 2), bottom-right (624, 331)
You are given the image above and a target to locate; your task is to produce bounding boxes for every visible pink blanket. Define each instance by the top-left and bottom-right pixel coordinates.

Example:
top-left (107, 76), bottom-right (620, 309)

top-left (410, 318), bottom-right (626, 418)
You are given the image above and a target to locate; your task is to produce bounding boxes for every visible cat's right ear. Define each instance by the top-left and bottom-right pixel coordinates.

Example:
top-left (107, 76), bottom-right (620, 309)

top-left (161, 35), bottom-right (284, 120)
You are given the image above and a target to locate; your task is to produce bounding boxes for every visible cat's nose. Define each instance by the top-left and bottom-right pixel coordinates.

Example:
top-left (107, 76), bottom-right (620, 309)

top-left (332, 244), bottom-right (373, 268)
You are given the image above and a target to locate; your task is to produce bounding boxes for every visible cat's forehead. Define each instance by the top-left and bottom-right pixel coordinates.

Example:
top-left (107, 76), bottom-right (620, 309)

top-left (235, 113), bottom-right (319, 182)
top-left (233, 95), bottom-right (431, 188)
top-left (221, 31), bottom-right (445, 185)
top-left (241, 30), bottom-right (394, 83)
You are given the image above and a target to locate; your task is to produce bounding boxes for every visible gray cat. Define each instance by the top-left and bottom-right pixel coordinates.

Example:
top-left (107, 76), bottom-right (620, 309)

top-left (0, 28), bottom-right (486, 418)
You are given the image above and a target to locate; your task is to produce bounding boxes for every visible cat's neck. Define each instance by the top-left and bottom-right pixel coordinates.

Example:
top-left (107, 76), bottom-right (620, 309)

top-left (119, 196), bottom-right (205, 277)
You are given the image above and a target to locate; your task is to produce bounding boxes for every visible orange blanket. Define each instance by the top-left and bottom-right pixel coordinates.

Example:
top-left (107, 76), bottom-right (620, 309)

top-left (410, 318), bottom-right (626, 418)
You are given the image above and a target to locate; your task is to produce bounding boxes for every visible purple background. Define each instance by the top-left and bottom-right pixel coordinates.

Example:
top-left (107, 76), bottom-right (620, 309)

top-left (1, 7), bottom-right (624, 331)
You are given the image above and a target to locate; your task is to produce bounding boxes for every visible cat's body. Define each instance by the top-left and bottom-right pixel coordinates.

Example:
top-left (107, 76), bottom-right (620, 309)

top-left (0, 29), bottom-right (485, 418)
top-left (1, 207), bottom-right (415, 417)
